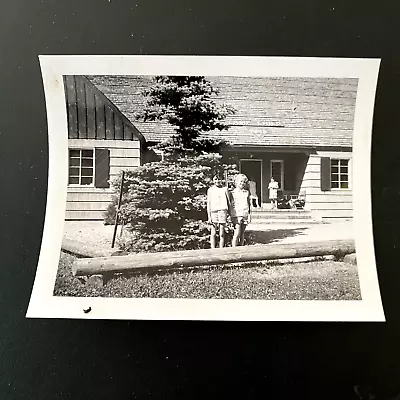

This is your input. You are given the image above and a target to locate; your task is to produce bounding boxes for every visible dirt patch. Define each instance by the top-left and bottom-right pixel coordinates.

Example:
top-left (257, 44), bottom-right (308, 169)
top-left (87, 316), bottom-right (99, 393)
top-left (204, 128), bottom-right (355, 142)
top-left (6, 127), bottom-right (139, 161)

top-left (63, 220), bottom-right (354, 255)
top-left (63, 221), bottom-right (125, 255)
top-left (247, 221), bottom-right (354, 245)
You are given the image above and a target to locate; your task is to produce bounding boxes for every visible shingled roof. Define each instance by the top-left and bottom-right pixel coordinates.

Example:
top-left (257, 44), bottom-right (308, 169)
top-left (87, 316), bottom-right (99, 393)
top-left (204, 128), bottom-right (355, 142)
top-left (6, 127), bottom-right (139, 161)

top-left (86, 75), bottom-right (358, 148)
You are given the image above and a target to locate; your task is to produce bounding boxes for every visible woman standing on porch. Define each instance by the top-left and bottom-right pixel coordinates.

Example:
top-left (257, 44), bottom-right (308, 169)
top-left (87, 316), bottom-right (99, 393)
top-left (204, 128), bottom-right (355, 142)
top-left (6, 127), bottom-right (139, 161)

top-left (268, 177), bottom-right (279, 209)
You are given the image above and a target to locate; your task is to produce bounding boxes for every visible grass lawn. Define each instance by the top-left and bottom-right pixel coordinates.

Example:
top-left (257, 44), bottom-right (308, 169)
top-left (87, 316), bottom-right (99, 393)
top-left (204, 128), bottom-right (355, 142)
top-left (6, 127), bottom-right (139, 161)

top-left (54, 252), bottom-right (361, 300)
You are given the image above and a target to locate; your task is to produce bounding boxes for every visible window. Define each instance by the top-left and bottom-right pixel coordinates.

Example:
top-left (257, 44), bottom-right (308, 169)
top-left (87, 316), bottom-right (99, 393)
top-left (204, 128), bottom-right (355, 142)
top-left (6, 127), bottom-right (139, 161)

top-left (321, 157), bottom-right (351, 191)
top-left (68, 147), bottom-right (110, 188)
top-left (69, 149), bottom-right (94, 185)
top-left (330, 159), bottom-right (349, 189)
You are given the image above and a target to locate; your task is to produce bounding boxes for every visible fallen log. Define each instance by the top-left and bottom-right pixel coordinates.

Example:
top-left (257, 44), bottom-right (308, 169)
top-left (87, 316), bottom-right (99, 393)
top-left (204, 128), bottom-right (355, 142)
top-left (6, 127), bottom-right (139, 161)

top-left (62, 238), bottom-right (110, 258)
top-left (72, 239), bottom-right (355, 277)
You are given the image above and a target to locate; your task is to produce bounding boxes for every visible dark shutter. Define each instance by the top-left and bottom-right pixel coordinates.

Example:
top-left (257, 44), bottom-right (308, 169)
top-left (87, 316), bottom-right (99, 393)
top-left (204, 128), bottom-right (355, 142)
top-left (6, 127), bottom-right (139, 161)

top-left (320, 157), bottom-right (331, 191)
top-left (95, 148), bottom-right (110, 188)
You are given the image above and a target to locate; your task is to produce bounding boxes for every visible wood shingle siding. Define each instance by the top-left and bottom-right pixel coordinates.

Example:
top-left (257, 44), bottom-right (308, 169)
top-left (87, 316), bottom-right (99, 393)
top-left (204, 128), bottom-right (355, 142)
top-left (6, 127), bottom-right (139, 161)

top-left (67, 191), bottom-right (113, 202)
top-left (76, 77), bottom-right (87, 136)
top-left (87, 75), bottom-right (358, 148)
top-left (66, 140), bottom-right (141, 220)
top-left (63, 76), bottom-right (145, 143)
top-left (65, 76), bottom-right (78, 139)
top-left (301, 153), bottom-right (353, 220)
top-left (306, 193), bottom-right (352, 203)
top-left (95, 93), bottom-right (106, 139)
top-left (67, 201), bottom-right (112, 211)
top-left (65, 186), bottom-right (113, 220)
top-left (69, 75), bottom-right (358, 221)
top-left (64, 75), bottom-right (145, 220)
top-left (86, 88), bottom-right (96, 139)
top-left (115, 114), bottom-right (123, 140)
top-left (212, 126), bottom-right (353, 147)
top-left (65, 210), bottom-right (110, 220)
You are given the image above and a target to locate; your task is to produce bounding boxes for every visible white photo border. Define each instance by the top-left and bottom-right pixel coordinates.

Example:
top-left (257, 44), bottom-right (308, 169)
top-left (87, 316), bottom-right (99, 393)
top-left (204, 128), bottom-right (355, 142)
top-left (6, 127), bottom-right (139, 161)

top-left (27, 55), bottom-right (385, 322)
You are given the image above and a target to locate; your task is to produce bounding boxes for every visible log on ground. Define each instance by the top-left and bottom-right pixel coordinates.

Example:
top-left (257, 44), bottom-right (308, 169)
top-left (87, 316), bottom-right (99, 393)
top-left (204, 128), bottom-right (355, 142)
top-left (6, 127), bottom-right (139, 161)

top-left (62, 238), bottom-right (110, 258)
top-left (72, 239), bottom-right (355, 277)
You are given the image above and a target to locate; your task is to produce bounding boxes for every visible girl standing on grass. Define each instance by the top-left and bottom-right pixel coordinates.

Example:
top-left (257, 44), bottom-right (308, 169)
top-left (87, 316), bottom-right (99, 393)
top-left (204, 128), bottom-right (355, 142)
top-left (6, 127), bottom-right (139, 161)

top-left (230, 173), bottom-right (251, 247)
top-left (207, 173), bottom-right (231, 248)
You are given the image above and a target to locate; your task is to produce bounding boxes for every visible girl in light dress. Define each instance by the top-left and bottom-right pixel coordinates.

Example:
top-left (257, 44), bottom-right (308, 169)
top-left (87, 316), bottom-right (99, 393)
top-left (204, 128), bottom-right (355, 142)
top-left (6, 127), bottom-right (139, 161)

top-left (230, 174), bottom-right (251, 247)
top-left (207, 174), bottom-right (231, 248)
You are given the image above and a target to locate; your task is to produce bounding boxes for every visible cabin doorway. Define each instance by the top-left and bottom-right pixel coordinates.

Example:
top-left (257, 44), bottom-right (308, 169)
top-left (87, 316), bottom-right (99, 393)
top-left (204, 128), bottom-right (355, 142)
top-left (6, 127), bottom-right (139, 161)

top-left (240, 159), bottom-right (262, 205)
top-left (270, 160), bottom-right (284, 192)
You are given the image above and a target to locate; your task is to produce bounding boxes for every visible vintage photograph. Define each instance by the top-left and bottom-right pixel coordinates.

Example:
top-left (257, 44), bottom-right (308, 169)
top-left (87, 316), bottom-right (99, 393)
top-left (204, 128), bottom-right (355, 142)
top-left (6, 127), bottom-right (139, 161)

top-left (27, 56), bottom-right (384, 321)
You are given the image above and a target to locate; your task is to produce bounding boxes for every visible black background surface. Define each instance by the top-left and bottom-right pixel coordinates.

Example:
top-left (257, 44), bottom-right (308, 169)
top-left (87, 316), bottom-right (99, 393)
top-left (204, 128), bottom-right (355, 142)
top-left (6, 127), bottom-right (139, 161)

top-left (1, 1), bottom-right (400, 399)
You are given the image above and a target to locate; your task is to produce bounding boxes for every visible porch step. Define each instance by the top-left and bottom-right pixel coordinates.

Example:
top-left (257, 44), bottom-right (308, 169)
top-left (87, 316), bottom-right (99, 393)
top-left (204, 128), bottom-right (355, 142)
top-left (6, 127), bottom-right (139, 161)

top-left (247, 208), bottom-right (321, 226)
top-left (248, 219), bottom-right (322, 227)
top-left (251, 208), bottom-right (310, 213)
top-left (251, 210), bottom-right (313, 220)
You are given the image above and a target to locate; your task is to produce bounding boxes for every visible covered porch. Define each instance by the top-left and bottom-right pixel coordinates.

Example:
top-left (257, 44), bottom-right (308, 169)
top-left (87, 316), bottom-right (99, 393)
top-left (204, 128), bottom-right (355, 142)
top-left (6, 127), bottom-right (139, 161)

top-left (225, 147), bottom-right (310, 207)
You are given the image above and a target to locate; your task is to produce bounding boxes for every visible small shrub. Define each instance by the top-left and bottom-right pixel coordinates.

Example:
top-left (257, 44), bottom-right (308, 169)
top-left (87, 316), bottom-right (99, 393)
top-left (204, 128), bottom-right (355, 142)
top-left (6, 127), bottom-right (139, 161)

top-left (103, 195), bottom-right (118, 225)
top-left (332, 250), bottom-right (347, 261)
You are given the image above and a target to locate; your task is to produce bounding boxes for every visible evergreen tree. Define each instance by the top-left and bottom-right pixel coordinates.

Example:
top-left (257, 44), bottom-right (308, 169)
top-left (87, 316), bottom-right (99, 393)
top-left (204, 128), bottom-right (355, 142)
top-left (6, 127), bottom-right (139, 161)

top-left (105, 76), bottom-right (238, 252)
top-left (136, 76), bottom-right (235, 156)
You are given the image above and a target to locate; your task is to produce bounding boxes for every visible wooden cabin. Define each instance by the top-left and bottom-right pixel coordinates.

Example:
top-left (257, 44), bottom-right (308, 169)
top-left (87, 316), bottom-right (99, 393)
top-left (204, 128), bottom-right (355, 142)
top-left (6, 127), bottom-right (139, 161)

top-left (66, 75), bottom-right (357, 221)
top-left (64, 76), bottom-right (156, 220)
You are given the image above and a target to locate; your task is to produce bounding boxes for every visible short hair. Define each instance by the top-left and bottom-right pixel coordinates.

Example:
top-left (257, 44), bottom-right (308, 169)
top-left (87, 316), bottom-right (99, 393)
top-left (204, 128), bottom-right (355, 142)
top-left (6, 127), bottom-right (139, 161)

top-left (235, 173), bottom-right (248, 185)
top-left (213, 172), bottom-right (224, 180)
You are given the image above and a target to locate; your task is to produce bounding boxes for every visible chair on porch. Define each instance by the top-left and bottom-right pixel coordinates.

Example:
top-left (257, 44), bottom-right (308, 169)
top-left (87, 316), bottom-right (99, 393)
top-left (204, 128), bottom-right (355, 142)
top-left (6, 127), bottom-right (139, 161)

top-left (289, 190), bottom-right (306, 209)
top-left (248, 180), bottom-right (261, 208)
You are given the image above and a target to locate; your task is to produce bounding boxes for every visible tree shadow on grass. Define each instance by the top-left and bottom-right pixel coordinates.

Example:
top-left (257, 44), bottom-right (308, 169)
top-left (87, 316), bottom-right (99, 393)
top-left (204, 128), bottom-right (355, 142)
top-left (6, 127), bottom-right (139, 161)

top-left (246, 228), bottom-right (308, 245)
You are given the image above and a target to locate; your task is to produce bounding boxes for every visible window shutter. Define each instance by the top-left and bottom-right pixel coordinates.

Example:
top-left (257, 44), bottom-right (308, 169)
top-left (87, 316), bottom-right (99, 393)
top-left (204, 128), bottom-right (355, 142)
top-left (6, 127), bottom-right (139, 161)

top-left (320, 157), bottom-right (331, 191)
top-left (95, 148), bottom-right (110, 188)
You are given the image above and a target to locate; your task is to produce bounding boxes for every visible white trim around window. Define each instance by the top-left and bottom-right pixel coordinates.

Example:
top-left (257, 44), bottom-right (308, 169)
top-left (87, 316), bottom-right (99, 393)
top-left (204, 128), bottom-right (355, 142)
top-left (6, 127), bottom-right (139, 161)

top-left (68, 148), bottom-right (95, 187)
top-left (330, 158), bottom-right (352, 190)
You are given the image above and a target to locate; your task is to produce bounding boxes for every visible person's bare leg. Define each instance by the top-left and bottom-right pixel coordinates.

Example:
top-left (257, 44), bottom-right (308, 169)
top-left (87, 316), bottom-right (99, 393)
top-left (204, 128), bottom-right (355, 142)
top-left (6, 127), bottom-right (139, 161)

top-left (219, 224), bottom-right (226, 248)
top-left (232, 224), bottom-right (241, 247)
top-left (210, 224), bottom-right (217, 248)
top-left (239, 224), bottom-right (246, 246)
